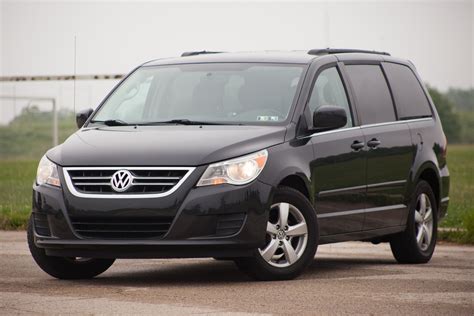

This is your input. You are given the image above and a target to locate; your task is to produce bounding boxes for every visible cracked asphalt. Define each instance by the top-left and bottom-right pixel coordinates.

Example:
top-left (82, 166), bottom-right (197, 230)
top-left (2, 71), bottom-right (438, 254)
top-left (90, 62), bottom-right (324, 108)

top-left (0, 231), bottom-right (472, 315)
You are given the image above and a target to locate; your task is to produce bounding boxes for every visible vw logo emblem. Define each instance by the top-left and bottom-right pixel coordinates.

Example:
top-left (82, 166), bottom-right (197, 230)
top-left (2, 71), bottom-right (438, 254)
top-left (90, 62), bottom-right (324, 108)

top-left (110, 170), bottom-right (133, 192)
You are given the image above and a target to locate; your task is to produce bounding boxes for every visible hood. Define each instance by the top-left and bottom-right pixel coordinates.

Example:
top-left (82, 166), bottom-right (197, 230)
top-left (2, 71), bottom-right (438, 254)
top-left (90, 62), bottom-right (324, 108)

top-left (47, 125), bottom-right (287, 166)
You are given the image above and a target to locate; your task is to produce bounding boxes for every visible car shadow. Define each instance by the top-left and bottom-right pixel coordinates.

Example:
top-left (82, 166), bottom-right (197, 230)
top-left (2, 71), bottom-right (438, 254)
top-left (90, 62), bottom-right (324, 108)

top-left (68, 256), bottom-right (397, 286)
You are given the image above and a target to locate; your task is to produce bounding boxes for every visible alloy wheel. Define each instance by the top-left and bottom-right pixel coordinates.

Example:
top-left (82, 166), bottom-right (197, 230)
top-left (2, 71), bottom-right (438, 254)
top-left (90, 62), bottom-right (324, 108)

top-left (259, 202), bottom-right (308, 267)
top-left (414, 193), bottom-right (434, 251)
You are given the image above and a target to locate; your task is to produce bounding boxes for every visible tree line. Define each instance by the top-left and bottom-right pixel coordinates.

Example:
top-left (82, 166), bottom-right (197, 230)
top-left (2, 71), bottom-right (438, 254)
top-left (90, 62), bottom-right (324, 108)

top-left (428, 87), bottom-right (474, 144)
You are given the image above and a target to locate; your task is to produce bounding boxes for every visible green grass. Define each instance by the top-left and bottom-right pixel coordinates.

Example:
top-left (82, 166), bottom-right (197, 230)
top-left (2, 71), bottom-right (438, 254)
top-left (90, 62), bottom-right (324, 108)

top-left (0, 109), bottom-right (76, 228)
top-left (441, 144), bottom-right (474, 227)
top-left (0, 146), bottom-right (473, 243)
top-left (0, 109), bottom-right (76, 159)
top-left (438, 144), bottom-right (474, 243)
top-left (439, 216), bottom-right (474, 244)
top-left (0, 160), bottom-right (37, 229)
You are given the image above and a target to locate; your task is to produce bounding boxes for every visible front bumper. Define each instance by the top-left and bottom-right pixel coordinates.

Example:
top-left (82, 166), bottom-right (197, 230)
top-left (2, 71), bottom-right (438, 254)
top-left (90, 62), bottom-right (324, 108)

top-left (32, 176), bottom-right (274, 259)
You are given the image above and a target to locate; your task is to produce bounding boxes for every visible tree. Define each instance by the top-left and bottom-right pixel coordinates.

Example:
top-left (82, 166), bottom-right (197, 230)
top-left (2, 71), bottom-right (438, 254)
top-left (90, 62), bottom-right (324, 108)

top-left (446, 88), bottom-right (474, 112)
top-left (427, 87), bottom-right (461, 143)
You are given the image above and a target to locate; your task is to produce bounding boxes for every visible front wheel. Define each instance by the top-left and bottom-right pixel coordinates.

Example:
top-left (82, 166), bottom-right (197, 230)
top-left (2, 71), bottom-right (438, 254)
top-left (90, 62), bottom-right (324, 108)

top-left (234, 186), bottom-right (319, 281)
top-left (390, 180), bottom-right (438, 263)
top-left (28, 216), bottom-right (115, 279)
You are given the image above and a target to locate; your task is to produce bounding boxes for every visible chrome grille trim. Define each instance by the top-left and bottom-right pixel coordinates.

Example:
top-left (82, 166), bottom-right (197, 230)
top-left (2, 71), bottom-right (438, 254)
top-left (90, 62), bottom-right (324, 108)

top-left (63, 167), bottom-right (195, 199)
top-left (71, 176), bottom-right (112, 180)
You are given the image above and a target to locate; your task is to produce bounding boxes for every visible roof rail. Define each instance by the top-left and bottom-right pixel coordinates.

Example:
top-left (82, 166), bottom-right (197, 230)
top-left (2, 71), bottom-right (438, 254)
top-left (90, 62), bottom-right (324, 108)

top-left (181, 50), bottom-right (224, 57)
top-left (308, 48), bottom-right (390, 56)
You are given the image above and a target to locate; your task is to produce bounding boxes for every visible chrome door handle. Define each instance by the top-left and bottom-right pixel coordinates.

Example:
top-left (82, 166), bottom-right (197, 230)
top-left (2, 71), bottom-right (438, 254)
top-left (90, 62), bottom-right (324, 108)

top-left (367, 138), bottom-right (381, 148)
top-left (351, 140), bottom-right (365, 151)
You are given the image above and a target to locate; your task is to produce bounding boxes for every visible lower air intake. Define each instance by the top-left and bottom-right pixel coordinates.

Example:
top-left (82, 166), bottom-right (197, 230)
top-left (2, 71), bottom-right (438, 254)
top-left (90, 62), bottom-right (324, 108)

top-left (215, 213), bottom-right (246, 237)
top-left (70, 216), bottom-right (174, 239)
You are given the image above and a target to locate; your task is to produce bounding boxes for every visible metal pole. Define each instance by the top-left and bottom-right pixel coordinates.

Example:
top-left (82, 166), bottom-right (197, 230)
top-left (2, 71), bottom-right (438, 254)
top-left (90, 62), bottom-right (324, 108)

top-left (52, 98), bottom-right (58, 146)
top-left (323, 1), bottom-right (331, 48)
top-left (0, 74), bottom-right (124, 82)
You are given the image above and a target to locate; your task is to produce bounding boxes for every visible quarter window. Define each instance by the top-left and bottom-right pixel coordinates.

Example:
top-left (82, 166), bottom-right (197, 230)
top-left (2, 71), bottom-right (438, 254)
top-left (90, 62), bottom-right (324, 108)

top-left (345, 65), bottom-right (396, 125)
top-left (383, 63), bottom-right (432, 119)
top-left (308, 67), bottom-right (353, 127)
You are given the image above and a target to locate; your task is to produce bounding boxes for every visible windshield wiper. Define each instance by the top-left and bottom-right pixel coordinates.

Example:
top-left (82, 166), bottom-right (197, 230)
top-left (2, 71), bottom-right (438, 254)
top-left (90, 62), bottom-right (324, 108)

top-left (91, 119), bottom-right (244, 126)
top-left (138, 119), bottom-right (242, 126)
top-left (90, 119), bottom-right (132, 126)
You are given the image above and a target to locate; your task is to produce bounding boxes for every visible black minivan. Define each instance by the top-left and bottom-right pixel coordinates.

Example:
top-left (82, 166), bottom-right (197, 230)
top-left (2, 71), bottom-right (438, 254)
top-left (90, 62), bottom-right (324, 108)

top-left (29, 49), bottom-right (450, 280)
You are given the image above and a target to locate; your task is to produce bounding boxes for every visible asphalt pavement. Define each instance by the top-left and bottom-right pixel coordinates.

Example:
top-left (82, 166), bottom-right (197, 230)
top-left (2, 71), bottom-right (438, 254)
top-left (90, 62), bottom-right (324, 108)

top-left (0, 231), bottom-right (472, 315)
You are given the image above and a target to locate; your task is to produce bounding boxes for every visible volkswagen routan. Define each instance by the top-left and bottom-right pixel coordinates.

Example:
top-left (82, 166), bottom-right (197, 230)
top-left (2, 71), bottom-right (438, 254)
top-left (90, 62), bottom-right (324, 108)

top-left (29, 49), bottom-right (450, 280)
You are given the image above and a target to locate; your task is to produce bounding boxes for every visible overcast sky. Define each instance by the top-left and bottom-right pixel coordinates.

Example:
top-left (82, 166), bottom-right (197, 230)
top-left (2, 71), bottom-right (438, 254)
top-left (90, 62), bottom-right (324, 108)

top-left (0, 0), bottom-right (472, 122)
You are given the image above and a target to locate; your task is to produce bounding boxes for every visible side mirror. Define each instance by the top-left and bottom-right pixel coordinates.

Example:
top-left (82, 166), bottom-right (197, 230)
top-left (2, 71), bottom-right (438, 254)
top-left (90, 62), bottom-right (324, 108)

top-left (76, 108), bottom-right (94, 128)
top-left (312, 105), bottom-right (347, 132)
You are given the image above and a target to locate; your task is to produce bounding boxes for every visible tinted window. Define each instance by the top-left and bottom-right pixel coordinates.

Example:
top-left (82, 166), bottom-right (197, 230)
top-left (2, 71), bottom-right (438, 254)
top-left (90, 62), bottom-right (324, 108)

top-left (346, 65), bottom-right (395, 125)
top-left (308, 67), bottom-right (353, 127)
top-left (383, 63), bottom-right (432, 119)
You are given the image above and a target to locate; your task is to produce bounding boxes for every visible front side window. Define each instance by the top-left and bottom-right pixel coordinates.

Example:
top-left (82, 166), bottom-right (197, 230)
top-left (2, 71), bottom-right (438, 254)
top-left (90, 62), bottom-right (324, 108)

top-left (92, 63), bottom-right (306, 125)
top-left (308, 67), bottom-right (353, 127)
top-left (345, 64), bottom-right (396, 125)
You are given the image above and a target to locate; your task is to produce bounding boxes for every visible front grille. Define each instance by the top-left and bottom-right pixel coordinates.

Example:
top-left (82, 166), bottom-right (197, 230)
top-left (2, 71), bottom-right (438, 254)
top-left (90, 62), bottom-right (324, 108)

top-left (64, 167), bottom-right (194, 197)
top-left (70, 216), bottom-right (174, 239)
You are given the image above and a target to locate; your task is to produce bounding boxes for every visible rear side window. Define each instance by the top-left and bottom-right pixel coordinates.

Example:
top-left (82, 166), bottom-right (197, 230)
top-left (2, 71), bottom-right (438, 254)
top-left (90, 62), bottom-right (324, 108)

top-left (383, 63), bottom-right (432, 119)
top-left (345, 65), bottom-right (395, 125)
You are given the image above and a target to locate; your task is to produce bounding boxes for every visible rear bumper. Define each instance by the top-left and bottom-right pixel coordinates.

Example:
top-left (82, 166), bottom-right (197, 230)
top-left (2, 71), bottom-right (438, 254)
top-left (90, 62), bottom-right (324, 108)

top-left (439, 165), bottom-right (450, 219)
top-left (32, 179), bottom-right (274, 258)
top-left (439, 197), bottom-right (449, 220)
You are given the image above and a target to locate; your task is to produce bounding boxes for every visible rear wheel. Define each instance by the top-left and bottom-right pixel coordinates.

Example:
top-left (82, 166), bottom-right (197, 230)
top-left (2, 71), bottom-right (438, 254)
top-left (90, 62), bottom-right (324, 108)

top-left (27, 216), bottom-right (115, 279)
top-left (234, 187), bottom-right (318, 280)
top-left (390, 180), bottom-right (437, 263)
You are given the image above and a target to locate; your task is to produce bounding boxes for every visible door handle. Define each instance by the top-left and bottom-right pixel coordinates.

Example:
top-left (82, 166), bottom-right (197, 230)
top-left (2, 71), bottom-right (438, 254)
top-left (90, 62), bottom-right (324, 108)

top-left (351, 140), bottom-right (365, 151)
top-left (367, 138), bottom-right (381, 148)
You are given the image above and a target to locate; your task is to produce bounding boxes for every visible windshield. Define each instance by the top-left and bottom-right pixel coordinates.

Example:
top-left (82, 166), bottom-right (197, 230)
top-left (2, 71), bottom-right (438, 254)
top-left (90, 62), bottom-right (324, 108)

top-left (91, 63), bottom-right (306, 125)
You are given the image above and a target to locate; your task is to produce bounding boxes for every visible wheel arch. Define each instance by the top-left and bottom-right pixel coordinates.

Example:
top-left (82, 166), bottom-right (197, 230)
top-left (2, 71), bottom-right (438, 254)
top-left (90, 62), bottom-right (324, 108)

top-left (278, 174), bottom-right (311, 202)
top-left (268, 167), bottom-right (312, 205)
top-left (412, 162), bottom-right (441, 211)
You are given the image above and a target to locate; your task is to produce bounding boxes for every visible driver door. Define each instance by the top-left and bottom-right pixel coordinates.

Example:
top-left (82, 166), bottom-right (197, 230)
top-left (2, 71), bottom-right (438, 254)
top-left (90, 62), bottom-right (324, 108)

top-left (309, 66), bottom-right (367, 236)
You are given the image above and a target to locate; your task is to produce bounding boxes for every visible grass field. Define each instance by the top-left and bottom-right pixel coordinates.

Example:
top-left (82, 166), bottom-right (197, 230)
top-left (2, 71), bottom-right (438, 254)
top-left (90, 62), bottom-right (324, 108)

top-left (1, 145), bottom-right (473, 243)
top-left (438, 144), bottom-right (474, 243)
top-left (0, 160), bottom-right (36, 230)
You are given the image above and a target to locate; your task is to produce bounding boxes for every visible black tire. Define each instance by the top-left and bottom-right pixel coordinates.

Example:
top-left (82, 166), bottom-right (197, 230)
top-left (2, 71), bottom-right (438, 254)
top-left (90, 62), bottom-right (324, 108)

top-left (390, 180), bottom-right (438, 263)
top-left (27, 216), bottom-right (115, 279)
top-left (234, 186), bottom-right (319, 281)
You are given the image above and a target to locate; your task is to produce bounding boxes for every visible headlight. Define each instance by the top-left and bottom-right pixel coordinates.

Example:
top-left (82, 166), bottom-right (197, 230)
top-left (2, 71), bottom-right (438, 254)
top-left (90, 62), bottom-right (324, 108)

top-left (197, 150), bottom-right (268, 186)
top-left (36, 155), bottom-right (61, 187)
